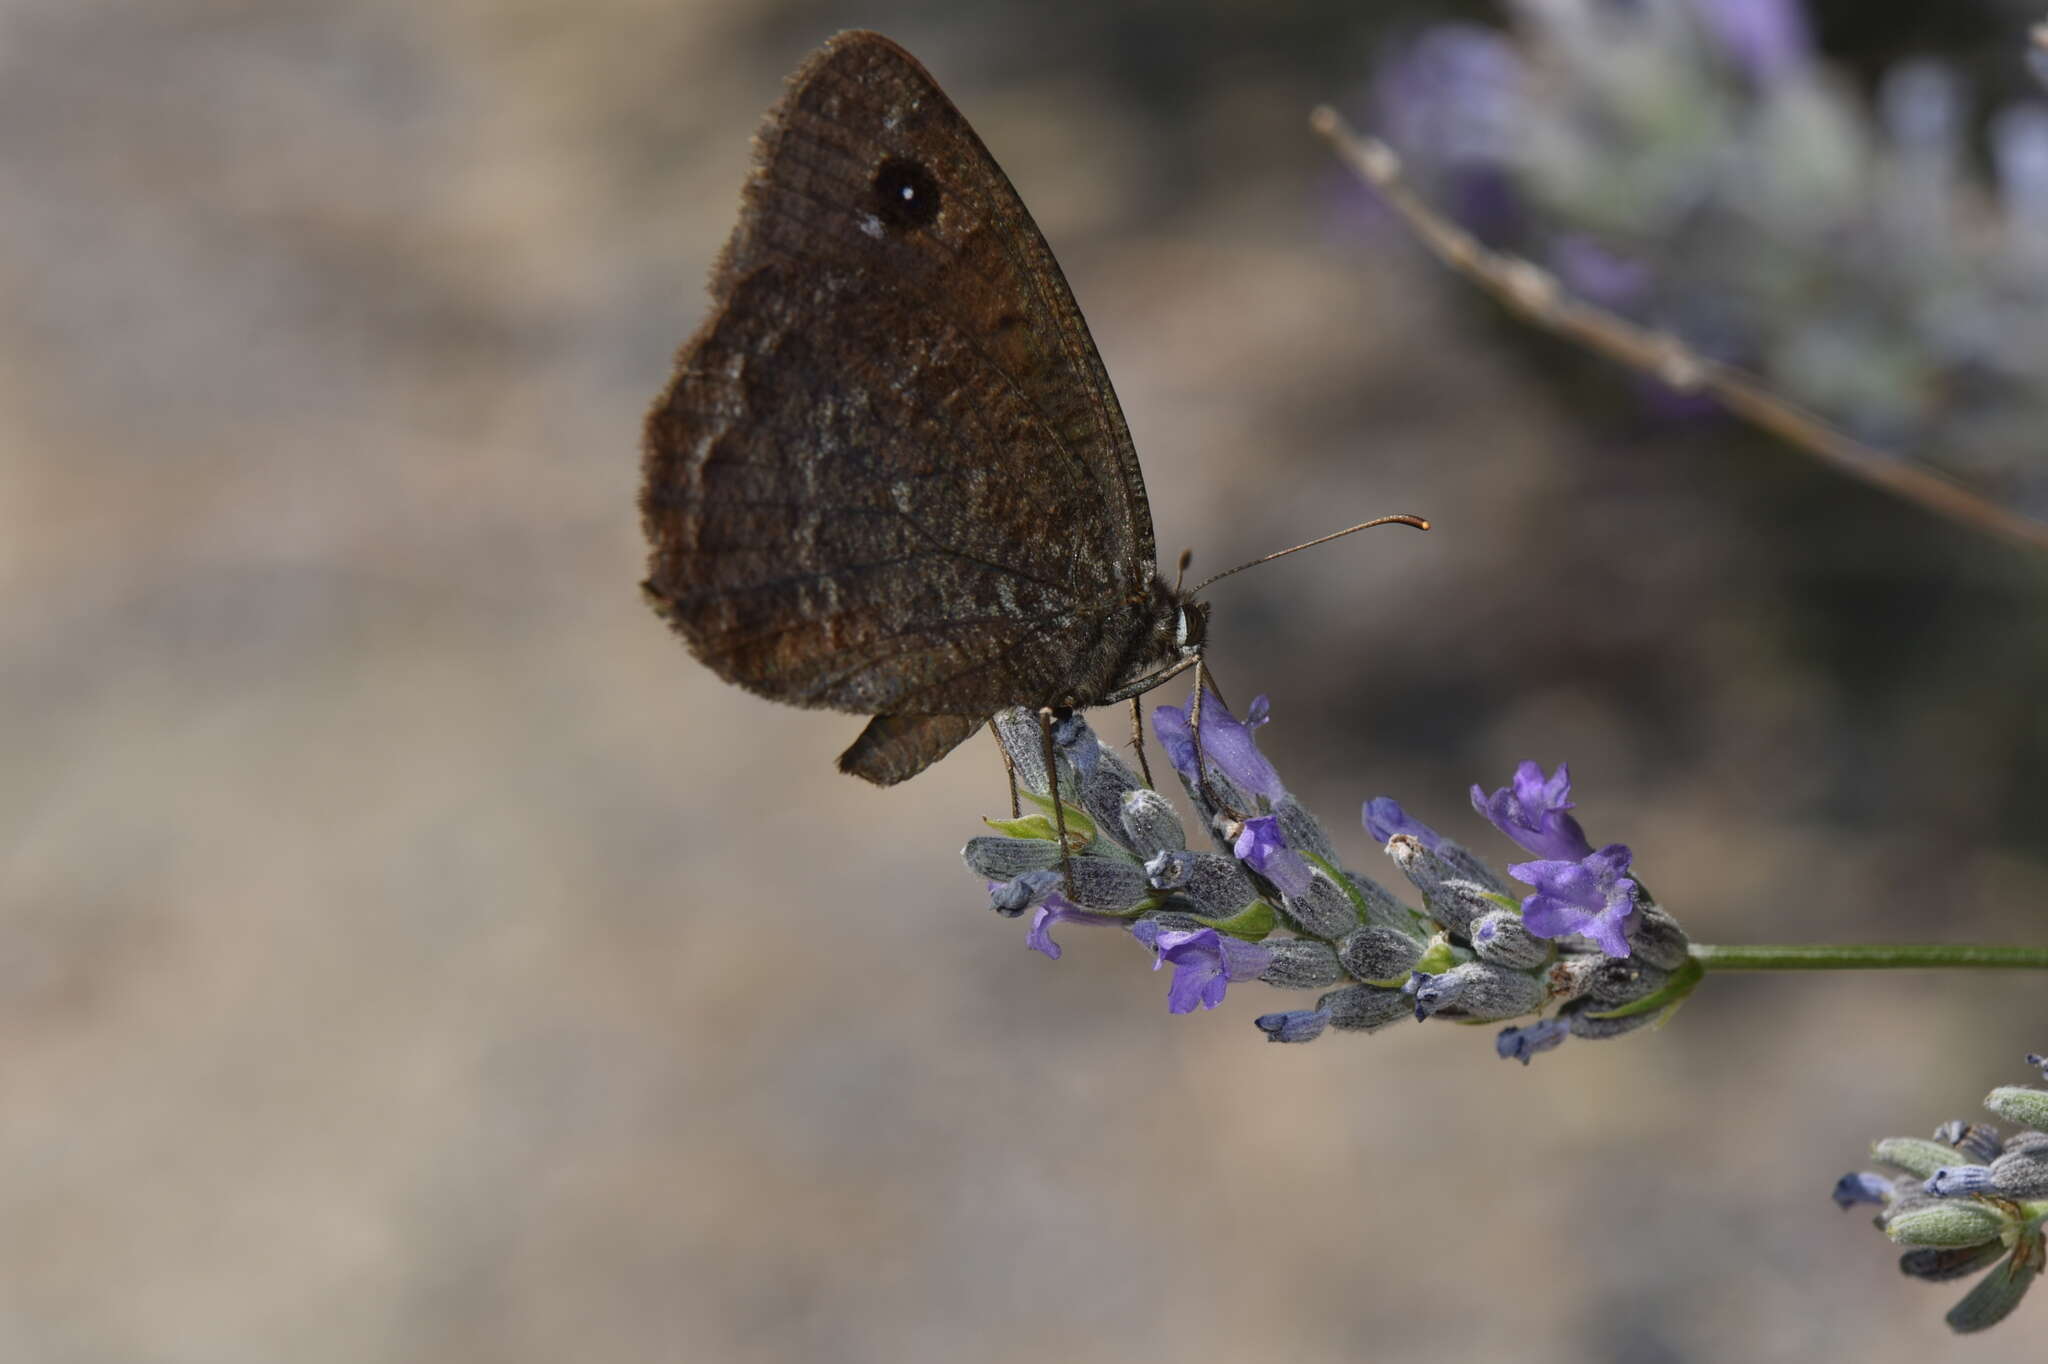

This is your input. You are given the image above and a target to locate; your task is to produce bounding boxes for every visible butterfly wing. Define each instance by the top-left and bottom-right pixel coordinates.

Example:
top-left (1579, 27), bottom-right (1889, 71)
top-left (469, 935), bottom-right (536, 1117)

top-left (641, 31), bottom-right (1160, 724)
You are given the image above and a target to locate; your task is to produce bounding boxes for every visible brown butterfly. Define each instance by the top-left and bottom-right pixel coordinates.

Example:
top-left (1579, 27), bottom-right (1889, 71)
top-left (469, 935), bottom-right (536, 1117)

top-left (641, 31), bottom-right (1420, 790)
top-left (641, 30), bottom-right (1210, 787)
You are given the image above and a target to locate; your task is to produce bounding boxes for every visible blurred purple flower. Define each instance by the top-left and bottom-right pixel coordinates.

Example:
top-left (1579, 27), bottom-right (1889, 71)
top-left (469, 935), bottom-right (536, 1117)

top-left (1471, 761), bottom-right (1595, 862)
top-left (1689, 0), bottom-right (1812, 85)
top-left (1132, 922), bottom-right (1273, 1014)
top-left (1832, 1172), bottom-right (1894, 1209)
top-left (1363, 796), bottom-right (1443, 851)
top-left (1496, 1017), bottom-right (1571, 1065)
top-left (1233, 814), bottom-right (1311, 897)
top-left (1378, 24), bottom-right (1524, 169)
top-left (1152, 690), bottom-right (1286, 802)
top-left (1992, 104), bottom-right (2048, 234)
top-left (1510, 845), bottom-right (1641, 958)
top-left (1549, 235), bottom-right (1651, 310)
top-left (1256, 1008), bottom-right (1331, 1043)
top-left (1376, 24), bottom-right (1528, 244)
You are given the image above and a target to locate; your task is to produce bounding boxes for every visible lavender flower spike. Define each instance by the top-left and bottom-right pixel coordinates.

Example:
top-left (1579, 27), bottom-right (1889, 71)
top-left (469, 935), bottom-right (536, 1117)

top-left (1132, 922), bottom-right (1273, 1014)
top-left (1510, 844), bottom-right (1641, 958)
top-left (1471, 761), bottom-right (1594, 862)
top-left (1151, 690), bottom-right (1286, 803)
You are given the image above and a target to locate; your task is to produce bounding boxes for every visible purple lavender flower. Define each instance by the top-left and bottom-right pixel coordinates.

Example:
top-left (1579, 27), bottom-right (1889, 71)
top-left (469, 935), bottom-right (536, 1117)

top-left (1024, 894), bottom-right (1127, 961)
top-left (1471, 761), bottom-right (1594, 861)
top-left (1151, 690), bottom-right (1285, 802)
top-left (1496, 1017), bottom-right (1571, 1064)
top-left (1510, 845), bottom-right (1641, 958)
top-left (1407, 968), bottom-right (1466, 1020)
top-left (1232, 814), bottom-right (1311, 897)
top-left (1363, 797), bottom-right (1443, 850)
top-left (1832, 1172), bottom-right (1895, 1209)
top-left (1131, 921), bottom-right (1273, 1014)
top-left (1689, 0), bottom-right (1812, 86)
top-left (1255, 1008), bottom-right (1331, 1044)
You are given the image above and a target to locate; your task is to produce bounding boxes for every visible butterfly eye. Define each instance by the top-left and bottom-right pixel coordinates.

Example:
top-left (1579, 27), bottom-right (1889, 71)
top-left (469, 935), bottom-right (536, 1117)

top-left (1175, 604), bottom-right (1206, 652)
top-left (872, 156), bottom-right (941, 231)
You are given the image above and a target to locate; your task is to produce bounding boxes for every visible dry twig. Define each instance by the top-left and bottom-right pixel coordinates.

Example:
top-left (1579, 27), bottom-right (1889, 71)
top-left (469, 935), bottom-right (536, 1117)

top-left (1311, 105), bottom-right (2048, 554)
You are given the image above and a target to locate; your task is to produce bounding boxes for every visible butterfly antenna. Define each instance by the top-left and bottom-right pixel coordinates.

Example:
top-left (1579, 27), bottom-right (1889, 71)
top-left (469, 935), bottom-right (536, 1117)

top-left (1188, 514), bottom-right (1429, 595)
top-left (1172, 548), bottom-right (1194, 595)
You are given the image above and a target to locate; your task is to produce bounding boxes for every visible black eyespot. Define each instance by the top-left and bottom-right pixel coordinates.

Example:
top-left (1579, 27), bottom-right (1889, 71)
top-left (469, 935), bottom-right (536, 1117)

top-left (872, 157), bottom-right (941, 231)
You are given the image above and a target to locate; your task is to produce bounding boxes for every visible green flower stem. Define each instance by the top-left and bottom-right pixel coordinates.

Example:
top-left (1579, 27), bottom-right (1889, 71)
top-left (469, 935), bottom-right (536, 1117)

top-left (1690, 944), bottom-right (2048, 971)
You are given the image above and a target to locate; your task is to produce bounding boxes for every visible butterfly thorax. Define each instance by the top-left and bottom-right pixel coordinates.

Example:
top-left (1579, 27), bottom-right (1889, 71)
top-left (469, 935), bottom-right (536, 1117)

top-left (1089, 579), bottom-right (1205, 708)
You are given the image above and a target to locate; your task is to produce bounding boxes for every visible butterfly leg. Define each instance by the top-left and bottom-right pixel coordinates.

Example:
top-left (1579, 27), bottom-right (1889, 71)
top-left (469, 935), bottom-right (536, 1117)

top-left (1127, 697), bottom-right (1154, 789)
top-left (1037, 705), bottom-right (1076, 894)
top-left (990, 719), bottom-right (1021, 818)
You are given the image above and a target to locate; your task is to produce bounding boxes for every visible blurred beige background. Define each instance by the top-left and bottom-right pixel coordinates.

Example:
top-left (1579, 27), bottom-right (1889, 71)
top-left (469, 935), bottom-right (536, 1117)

top-left (4, 1), bottom-right (2046, 1360)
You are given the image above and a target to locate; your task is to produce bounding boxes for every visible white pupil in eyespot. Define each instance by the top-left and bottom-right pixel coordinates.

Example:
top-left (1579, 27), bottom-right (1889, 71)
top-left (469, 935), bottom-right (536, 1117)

top-left (900, 185), bottom-right (914, 200)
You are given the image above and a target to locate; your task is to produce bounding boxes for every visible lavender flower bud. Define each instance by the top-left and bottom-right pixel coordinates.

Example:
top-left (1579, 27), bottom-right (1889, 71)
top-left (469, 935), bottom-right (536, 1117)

top-left (1831, 1173), bottom-right (1894, 1209)
top-left (1987, 1147), bottom-right (2048, 1197)
top-left (1343, 870), bottom-right (1416, 936)
top-left (1278, 866), bottom-right (1362, 940)
top-left (1120, 788), bottom-right (1186, 857)
top-left (1496, 1017), bottom-right (1569, 1064)
top-left (1582, 959), bottom-right (1668, 1009)
top-left (1625, 902), bottom-right (1691, 971)
top-left (1434, 839), bottom-right (1512, 897)
top-left (1469, 909), bottom-right (1549, 969)
top-left (1898, 1242), bottom-right (2008, 1283)
top-left (992, 707), bottom-right (1052, 797)
top-left (1409, 962), bottom-right (1544, 1022)
top-left (1874, 1138), bottom-right (1972, 1181)
top-left (1932, 1121), bottom-right (2005, 1164)
top-left (1562, 1000), bottom-right (1658, 1041)
top-left (1259, 938), bottom-right (1345, 990)
top-left (1386, 835), bottom-right (1506, 935)
top-left (1337, 925), bottom-right (1424, 982)
top-left (1256, 1008), bottom-right (1331, 1043)
top-left (1883, 1199), bottom-right (2010, 1249)
top-left (1317, 983), bottom-right (1411, 1032)
top-left (1059, 857), bottom-right (1153, 912)
top-left (1049, 709), bottom-right (1100, 779)
top-left (1076, 745), bottom-right (1146, 849)
top-left (988, 870), bottom-right (1062, 917)
top-left (1274, 795), bottom-right (1339, 866)
top-left (1983, 1084), bottom-right (2048, 1132)
top-left (1144, 850), bottom-right (1257, 917)
top-left (963, 836), bottom-right (1063, 881)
